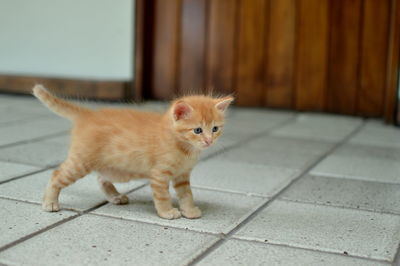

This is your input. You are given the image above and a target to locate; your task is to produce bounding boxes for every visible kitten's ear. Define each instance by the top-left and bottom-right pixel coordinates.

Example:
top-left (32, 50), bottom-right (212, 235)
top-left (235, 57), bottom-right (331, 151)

top-left (173, 101), bottom-right (193, 121)
top-left (215, 96), bottom-right (234, 112)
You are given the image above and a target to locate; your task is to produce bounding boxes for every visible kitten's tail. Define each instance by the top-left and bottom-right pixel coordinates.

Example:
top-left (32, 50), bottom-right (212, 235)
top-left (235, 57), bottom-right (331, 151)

top-left (32, 84), bottom-right (91, 120)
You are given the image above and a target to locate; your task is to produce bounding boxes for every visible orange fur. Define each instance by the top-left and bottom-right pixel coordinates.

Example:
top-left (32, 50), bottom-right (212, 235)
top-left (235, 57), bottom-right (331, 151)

top-left (33, 84), bottom-right (233, 219)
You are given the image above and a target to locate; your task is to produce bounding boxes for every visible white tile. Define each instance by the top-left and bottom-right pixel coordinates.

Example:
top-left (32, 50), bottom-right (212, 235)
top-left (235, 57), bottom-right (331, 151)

top-left (0, 170), bottom-right (146, 211)
top-left (281, 175), bottom-right (400, 214)
top-left (0, 214), bottom-right (218, 266)
top-left (0, 198), bottom-right (76, 248)
top-left (0, 106), bottom-right (46, 126)
top-left (0, 161), bottom-right (40, 182)
top-left (192, 160), bottom-right (301, 197)
top-left (223, 115), bottom-right (292, 140)
top-left (234, 200), bottom-right (400, 261)
top-left (42, 134), bottom-right (70, 146)
top-left (349, 120), bottom-right (400, 149)
top-left (311, 154), bottom-right (400, 184)
top-left (217, 136), bottom-right (332, 170)
top-left (92, 186), bottom-right (265, 234)
top-left (198, 239), bottom-right (387, 266)
top-left (0, 118), bottom-right (71, 146)
top-left (0, 141), bottom-right (68, 167)
top-left (200, 135), bottom-right (239, 160)
top-left (271, 113), bottom-right (362, 142)
top-left (334, 144), bottom-right (400, 161)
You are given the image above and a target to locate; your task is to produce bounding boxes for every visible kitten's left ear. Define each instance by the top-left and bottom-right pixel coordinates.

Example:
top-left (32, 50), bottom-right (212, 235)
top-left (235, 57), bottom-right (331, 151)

top-left (215, 96), bottom-right (234, 112)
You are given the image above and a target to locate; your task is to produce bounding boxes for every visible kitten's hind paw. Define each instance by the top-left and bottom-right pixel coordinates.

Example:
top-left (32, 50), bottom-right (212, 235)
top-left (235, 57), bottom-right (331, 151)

top-left (42, 201), bottom-right (60, 212)
top-left (108, 194), bottom-right (129, 205)
top-left (181, 207), bottom-right (202, 219)
top-left (158, 208), bottom-right (182, 220)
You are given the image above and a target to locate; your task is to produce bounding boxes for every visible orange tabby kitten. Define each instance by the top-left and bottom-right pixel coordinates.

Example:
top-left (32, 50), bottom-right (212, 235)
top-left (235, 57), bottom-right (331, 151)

top-left (33, 85), bottom-right (233, 219)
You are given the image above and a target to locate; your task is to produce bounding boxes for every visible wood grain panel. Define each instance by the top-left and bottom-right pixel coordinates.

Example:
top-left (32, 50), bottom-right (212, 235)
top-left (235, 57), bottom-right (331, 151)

top-left (206, 0), bottom-right (237, 95)
top-left (151, 0), bottom-right (181, 99)
top-left (236, 0), bottom-right (268, 106)
top-left (265, 0), bottom-right (296, 108)
top-left (295, 0), bottom-right (329, 111)
top-left (179, 0), bottom-right (208, 94)
top-left (0, 75), bottom-right (127, 100)
top-left (358, 0), bottom-right (390, 117)
top-left (327, 0), bottom-right (362, 114)
top-left (384, 0), bottom-right (400, 123)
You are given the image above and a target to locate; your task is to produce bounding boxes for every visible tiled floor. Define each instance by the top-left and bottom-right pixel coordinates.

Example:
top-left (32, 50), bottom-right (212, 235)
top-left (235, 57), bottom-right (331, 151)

top-left (0, 94), bottom-right (399, 266)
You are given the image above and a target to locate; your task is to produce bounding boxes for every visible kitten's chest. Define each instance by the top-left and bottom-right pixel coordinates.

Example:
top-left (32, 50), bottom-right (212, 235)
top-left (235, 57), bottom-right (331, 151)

top-left (169, 153), bottom-right (199, 176)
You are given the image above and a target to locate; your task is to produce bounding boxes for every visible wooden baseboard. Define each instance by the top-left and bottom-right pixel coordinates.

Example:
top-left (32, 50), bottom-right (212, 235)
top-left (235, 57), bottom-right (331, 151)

top-left (0, 75), bottom-right (132, 100)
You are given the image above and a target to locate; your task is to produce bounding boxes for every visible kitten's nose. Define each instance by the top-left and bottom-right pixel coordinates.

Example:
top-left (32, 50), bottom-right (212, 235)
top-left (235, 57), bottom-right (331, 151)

top-left (204, 138), bottom-right (213, 146)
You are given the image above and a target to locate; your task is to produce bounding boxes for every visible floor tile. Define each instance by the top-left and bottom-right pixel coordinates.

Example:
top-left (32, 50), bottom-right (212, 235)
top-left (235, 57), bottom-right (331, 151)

top-left (349, 120), bottom-right (400, 149)
top-left (42, 134), bottom-right (70, 146)
top-left (0, 106), bottom-right (46, 126)
top-left (200, 134), bottom-right (240, 160)
top-left (0, 214), bottom-right (218, 266)
top-left (334, 143), bottom-right (400, 161)
top-left (216, 136), bottom-right (332, 170)
top-left (191, 160), bottom-right (301, 197)
top-left (0, 170), bottom-right (146, 211)
top-left (0, 141), bottom-right (68, 167)
top-left (92, 186), bottom-right (265, 234)
top-left (271, 113), bottom-right (362, 142)
top-left (0, 161), bottom-right (40, 183)
top-left (311, 153), bottom-right (400, 184)
top-left (198, 239), bottom-right (387, 266)
top-left (281, 174), bottom-right (400, 214)
top-left (234, 200), bottom-right (400, 261)
top-left (0, 118), bottom-right (70, 147)
top-left (0, 198), bottom-right (76, 248)
top-left (223, 116), bottom-right (292, 140)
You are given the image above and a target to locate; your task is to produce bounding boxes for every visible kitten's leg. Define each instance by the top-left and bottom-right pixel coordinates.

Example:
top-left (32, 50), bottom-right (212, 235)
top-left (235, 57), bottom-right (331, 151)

top-left (42, 158), bottom-right (89, 212)
top-left (173, 173), bottom-right (201, 219)
top-left (150, 174), bottom-right (181, 219)
top-left (97, 174), bottom-right (129, 205)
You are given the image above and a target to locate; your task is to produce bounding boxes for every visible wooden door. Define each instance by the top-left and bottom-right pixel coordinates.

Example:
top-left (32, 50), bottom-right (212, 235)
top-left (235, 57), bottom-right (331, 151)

top-left (137, 0), bottom-right (400, 123)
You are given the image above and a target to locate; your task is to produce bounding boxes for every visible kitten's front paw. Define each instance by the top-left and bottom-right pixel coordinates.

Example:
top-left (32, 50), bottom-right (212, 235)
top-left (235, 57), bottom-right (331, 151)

top-left (181, 206), bottom-right (202, 219)
top-left (42, 201), bottom-right (60, 212)
top-left (158, 208), bottom-right (182, 220)
top-left (108, 194), bottom-right (129, 205)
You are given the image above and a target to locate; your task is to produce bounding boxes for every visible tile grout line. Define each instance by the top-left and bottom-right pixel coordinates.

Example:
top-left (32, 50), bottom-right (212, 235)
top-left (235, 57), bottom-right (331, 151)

top-left (0, 130), bottom-right (69, 150)
top-left (393, 240), bottom-right (400, 265)
top-left (88, 211), bottom-right (221, 238)
top-left (201, 116), bottom-right (298, 162)
top-left (0, 183), bottom-right (148, 253)
top-left (0, 166), bottom-right (57, 186)
top-left (187, 120), bottom-right (367, 266)
top-left (279, 198), bottom-right (400, 217)
top-left (231, 236), bottom-right (391, 264)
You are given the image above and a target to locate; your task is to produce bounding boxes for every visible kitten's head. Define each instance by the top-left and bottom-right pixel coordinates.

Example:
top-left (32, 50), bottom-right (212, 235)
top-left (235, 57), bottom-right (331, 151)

top-left (169, 95), bottom-right (234, 150)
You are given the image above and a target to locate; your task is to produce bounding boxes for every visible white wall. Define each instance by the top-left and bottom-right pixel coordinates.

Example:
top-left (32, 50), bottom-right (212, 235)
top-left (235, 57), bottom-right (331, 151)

top-left (0, 0), bottom-right (134, 80)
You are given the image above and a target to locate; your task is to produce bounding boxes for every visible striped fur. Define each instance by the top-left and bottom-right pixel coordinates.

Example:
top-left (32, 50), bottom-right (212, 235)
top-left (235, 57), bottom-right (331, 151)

top-left (33, 85), bottom-right (233, 219)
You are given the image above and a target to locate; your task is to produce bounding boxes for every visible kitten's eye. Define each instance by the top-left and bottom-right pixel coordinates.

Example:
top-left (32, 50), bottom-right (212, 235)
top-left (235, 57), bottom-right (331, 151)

top-left (212, 126), bottom-right (219, 133)
top-left (193, 127), bottom-right (203, 134)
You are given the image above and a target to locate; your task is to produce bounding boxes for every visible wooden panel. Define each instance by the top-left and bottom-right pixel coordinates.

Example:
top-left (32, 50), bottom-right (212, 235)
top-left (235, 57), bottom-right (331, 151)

top-left (236, 0), bottom-right (268, 106)
top-left (265, 0), bottom-right (296, 108)
top-left (151, 0), bottom-right (181, 99)
top-left (206, 0), bottom-right (237, 95)
top-left (327, 0), bottom-right (362, 114)
top-left (385, 0), bottom-right (400, 123)
top-left (358, 0), bottom-right (390, 116)
top-left (0, 75), bottom-right (127, 100)
top-left (179, 0), bottom-right (208, 94)
top-left (295, 0), bottom-right (329, 111)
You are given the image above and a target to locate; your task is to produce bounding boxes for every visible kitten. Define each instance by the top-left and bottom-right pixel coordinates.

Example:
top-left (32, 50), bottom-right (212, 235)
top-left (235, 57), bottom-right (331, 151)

top-left (33, 85), bottom-right (233, 219)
